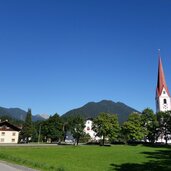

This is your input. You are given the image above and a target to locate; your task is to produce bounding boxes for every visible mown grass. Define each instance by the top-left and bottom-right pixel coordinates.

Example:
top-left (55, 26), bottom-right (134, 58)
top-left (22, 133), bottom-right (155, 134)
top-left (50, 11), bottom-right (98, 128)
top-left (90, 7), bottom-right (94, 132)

top-left (0, 145), bottom-right (171, 171)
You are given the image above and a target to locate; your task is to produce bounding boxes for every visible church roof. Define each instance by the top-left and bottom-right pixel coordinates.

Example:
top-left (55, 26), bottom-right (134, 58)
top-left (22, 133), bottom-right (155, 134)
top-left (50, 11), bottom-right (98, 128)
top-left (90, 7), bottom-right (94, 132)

top-left (156, 56), bottom-right (170, 97)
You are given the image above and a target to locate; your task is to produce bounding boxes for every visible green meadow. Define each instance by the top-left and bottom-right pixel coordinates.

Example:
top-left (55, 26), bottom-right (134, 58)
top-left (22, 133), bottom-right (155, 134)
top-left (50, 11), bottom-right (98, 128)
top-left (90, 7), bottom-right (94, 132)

top-left (0, 145), bottom-right (170, 171)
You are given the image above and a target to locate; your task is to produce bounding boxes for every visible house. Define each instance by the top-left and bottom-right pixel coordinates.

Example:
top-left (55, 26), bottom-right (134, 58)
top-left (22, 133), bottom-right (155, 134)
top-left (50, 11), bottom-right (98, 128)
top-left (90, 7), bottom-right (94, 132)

top-left (0, 120), bottom-right (21, 143)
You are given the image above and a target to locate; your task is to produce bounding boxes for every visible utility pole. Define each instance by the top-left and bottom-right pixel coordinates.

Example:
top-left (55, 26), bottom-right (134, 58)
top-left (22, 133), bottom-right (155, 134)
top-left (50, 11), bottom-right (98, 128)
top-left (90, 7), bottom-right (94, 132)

top-left (38, 124), bottom-right (41, 144)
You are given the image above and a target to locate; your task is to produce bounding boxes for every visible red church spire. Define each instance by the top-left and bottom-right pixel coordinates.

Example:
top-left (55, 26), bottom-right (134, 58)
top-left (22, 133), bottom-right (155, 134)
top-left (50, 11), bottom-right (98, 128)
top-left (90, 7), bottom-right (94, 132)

top-left (156, 55), bottom-right (170, 97)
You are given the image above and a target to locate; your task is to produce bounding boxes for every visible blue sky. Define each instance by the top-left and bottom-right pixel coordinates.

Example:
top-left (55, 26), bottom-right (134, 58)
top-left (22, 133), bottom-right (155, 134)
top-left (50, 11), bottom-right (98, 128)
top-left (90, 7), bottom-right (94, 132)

top-left (0, 0), bottom-right (171, 115)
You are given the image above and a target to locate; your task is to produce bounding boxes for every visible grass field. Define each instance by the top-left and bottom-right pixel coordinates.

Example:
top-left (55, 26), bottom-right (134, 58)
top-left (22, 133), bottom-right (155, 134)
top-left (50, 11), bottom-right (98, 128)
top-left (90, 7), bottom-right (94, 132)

top-left (0, 145), bottom-right (171, 171)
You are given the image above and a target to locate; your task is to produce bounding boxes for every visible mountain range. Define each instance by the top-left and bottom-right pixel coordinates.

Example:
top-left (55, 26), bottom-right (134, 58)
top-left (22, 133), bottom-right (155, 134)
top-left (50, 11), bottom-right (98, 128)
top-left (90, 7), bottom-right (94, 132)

top-left (62, 100), bottom-right (139, 123)
top-left (0, 100), bottom-right (139, 123)
top-left (0, 107), bottom-right (47, 121)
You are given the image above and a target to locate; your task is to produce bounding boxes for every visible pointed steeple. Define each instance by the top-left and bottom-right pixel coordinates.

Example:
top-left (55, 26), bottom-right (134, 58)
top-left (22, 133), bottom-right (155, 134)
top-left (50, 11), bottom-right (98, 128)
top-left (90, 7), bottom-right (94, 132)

top-left (156, 55), bottom-right (170, 97)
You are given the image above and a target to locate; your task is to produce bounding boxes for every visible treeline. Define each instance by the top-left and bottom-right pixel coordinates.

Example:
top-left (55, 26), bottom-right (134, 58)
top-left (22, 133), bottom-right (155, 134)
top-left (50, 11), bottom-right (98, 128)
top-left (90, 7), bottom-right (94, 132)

top-left (1, 108), bottom-right (171, 145)
top-left (19, 109), bottom-right (86, 145)
top-left (82, 108), bottom-right (171, 145)
top-left (0, 115), bottom-right (24, 125)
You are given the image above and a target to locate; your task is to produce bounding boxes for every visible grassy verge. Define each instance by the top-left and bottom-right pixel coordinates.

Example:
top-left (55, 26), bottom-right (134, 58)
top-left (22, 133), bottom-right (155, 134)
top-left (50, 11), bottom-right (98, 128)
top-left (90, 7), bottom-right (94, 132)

top-left (0, 145), bottom-right (170, 171)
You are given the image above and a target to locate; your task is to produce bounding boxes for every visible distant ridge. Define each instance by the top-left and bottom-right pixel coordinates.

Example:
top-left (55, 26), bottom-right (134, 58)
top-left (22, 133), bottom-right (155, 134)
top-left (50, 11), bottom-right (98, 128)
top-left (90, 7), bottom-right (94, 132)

top-left (0, 107), bottom-right (46, 121)
top-left (62, 100), bottom-right (139, 123)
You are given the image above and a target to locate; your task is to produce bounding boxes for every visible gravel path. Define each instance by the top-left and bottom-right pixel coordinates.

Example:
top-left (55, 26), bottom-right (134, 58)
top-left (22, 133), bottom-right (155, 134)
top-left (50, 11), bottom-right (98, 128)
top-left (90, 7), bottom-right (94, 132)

top-left (0, 161), bottom-right (39, 171)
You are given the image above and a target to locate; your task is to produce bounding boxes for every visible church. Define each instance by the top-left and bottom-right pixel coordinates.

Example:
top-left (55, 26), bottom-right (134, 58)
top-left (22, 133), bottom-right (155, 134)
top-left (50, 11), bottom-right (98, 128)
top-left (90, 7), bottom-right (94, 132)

top-left (156, 54), bottom-right (171, 143)
top-left (156, 56), bottom-right (171, 112)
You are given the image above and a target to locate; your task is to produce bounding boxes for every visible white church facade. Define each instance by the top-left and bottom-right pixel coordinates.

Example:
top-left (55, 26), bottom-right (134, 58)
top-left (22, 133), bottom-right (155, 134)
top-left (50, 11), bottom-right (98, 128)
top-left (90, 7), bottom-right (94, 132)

top-left (84, 119), bottom-right (100, 141)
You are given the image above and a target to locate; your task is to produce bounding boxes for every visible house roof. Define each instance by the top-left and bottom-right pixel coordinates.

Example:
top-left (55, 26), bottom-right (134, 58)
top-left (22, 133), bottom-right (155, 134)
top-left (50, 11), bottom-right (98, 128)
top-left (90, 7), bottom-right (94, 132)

top-left (0, 121), bottom-right (21, 131)
top-left (85, 117), bottom-right (93, 121)
top-left (156, 56), bottom-right (170, 97)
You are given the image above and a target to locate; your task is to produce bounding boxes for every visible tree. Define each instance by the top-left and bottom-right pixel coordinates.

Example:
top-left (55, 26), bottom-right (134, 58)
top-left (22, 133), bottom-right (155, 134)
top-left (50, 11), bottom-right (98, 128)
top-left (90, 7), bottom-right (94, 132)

top-left (92, 113), bottom-right (120, 146)
top-left (20, 108), bottom-right (33, 143)
top-left (41, 113), bottom-right (63, 143)
top-left (121, 113), bottom-right (145, 143)
top-left (70, 115), bottom-right (85, 145)
top-left (157, 111), bottom-right (171, 144)
top-left (108, 114), bottom-right (120, 142)
top-left (31, 121), bottom-right (40, 142)
top-left (61, 116), bottom-right (75, 142)
top-left (141, 108), bottom-right (159, 143)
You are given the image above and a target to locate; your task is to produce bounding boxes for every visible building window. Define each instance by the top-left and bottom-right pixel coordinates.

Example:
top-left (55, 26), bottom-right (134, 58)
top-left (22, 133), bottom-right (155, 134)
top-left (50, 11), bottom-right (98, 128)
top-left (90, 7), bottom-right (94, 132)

top-left (0, 138), bottom-right (4, 142)
top-left (1, 132), bottom-right (5, 136)
top-left (163, 91), bottom-right (166, 94)
top-left (164, 99), bottom-right (167, 104)
top-left (11, 139), bottom-right (15, 142)
top-left (12, 132), bottom-right (16, 136)
top-left (87, 127), bottom-right (90, 131)
top-left (2, 125), bottom-right (6, 129)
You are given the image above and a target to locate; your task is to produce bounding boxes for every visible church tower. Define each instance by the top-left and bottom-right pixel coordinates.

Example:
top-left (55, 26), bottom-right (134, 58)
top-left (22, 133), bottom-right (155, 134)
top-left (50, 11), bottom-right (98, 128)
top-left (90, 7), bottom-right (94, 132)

top-left (156, 55), bottom-right (171, 112)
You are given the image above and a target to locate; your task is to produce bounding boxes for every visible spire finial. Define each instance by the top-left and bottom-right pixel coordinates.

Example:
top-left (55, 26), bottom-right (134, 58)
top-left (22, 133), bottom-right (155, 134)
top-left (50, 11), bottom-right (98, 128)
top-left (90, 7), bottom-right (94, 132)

top-left (158, 49), bottom-right (161, 56)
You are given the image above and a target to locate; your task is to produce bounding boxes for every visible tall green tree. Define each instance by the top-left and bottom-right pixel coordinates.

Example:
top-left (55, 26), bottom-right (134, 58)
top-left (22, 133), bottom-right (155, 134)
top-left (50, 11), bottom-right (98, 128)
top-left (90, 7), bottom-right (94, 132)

top-left (108, 114), bottom-right (120, 143)
top-left (141, 108), bottom-right (159, 143)
top-left (157, 111), bottom-right (171, 144)
top-left (93, 113), bottom-right (120, 146)
top-left (70, 115), bottom-right (85, 145)
top-left (41, 113), bottom-right (63, 143)
top-left (121, 113), bottom-right (145, 143)
top-left (20, 108), bottom-right (33, 143)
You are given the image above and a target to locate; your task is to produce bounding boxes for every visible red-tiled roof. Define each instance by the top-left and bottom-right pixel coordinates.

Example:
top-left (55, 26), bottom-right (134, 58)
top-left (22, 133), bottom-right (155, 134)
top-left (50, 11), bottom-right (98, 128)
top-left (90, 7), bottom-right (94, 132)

top-left (156, 57), bottom-right (170, 97)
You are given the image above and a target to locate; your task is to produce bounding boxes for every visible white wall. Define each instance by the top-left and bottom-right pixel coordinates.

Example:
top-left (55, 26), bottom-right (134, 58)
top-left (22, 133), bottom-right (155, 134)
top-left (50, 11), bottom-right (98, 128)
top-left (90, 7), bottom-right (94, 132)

top-left (158, 88), bottom-right (171, 112)
top-left (0, 131), bottom-right (19, 143)
top-left (84, 120), bottom-right (100, 141)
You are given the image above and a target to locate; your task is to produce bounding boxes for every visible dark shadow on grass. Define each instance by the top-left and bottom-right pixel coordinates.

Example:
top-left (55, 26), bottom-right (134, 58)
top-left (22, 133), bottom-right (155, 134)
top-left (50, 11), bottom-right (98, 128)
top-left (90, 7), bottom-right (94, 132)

top-left (143, 143), bottom-right (171, 149)
top-left (109, 148), bottom-right (171, 171)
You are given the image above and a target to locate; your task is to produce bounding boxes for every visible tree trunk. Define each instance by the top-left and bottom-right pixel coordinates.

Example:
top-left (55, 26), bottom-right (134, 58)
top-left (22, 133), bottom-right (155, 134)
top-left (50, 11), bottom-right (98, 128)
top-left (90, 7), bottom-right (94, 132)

top-left (77, 137), bottom-right (80, 145)
top-left (26, 137), bottom-right (29, 143)
top-left (165, 137), bottom-right (168, 145)
top-left (102, 136), bottom-right (105, 146)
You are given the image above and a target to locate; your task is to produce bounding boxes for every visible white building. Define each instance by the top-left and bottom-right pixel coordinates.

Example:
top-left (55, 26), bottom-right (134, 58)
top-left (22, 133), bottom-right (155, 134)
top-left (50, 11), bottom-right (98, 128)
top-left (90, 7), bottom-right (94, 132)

top-left (84, 118), bottom-right (100, 141)
top-left (0, 120), bottom-right (21, 143)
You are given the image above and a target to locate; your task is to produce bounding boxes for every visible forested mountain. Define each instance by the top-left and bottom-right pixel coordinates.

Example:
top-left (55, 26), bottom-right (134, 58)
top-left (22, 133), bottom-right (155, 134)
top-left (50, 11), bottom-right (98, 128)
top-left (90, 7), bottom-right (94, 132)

top-left (62, 100), bottom-right (139, 123)
top-left (0, 107), bottom-right (45, 121)
top-left (0, 100), bottom-right (139, 123)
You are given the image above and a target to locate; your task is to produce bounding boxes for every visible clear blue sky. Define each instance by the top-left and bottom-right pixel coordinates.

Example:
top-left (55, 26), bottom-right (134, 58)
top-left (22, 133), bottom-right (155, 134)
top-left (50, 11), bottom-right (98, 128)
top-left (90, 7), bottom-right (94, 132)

top-left (0, 0), bottom-right (171, 115)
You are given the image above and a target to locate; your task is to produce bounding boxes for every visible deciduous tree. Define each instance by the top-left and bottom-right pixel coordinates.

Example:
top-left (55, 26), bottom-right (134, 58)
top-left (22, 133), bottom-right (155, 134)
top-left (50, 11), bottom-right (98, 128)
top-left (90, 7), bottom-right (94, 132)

top-left (93, 113), bottom-right (120, 145)
top-left (41, 113), bottom-right (63, 143)
top-left (121, 113), bottom-right (145, 143)
top-left (70, 115), bottom-right (85, 145)
top-left (141, 108), bottom-right (159, 143)
top-left (157, 111), bottom-right (171, 144)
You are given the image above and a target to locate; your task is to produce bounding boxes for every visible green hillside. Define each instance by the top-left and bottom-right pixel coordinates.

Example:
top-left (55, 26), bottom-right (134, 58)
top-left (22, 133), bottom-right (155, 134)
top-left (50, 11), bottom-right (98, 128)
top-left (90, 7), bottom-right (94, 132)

top-left (62, 100), bottom-right (139, 123)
